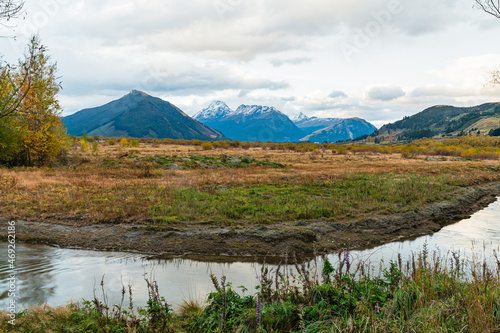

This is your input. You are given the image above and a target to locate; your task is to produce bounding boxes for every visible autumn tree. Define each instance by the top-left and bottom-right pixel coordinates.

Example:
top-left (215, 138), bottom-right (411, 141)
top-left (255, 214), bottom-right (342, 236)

top-left (0, 0), bottom-right (30, 162)
top-left (0, 64), bottom-right (23, 161)
top-left (0, 36), bottom-right (66, 166)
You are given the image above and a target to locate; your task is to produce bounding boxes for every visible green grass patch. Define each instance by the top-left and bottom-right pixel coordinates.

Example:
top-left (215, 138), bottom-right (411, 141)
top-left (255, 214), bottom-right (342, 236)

top-left (149, 173), bottom-right (456, 225)
top-left (105, 154), bottom-right (287, 170)
top-left (0, 172), bottom-right (461, 225)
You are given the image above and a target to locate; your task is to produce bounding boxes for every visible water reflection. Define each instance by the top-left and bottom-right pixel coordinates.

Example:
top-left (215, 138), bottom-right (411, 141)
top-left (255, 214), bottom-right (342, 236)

top-left (335, 198), bottom-right (500, 272)
top-left (0, 246), bottom-right (263, 311)
top-left (1, 198), bottom-right (499, 311)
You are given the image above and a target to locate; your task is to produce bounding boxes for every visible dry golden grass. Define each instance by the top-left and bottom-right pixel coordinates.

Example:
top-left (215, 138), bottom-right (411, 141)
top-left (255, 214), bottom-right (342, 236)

top-left (1, 141), bottom-right (499, 226)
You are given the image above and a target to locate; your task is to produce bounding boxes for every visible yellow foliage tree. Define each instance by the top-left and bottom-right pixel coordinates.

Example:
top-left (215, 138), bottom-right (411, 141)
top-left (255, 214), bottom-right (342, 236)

top-left (1, 36), bottom-right (66, 166)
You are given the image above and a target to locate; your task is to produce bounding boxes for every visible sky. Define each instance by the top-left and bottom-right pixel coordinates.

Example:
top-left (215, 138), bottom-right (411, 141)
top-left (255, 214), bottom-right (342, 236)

top-left (1, 0), bottom-right (500, 128)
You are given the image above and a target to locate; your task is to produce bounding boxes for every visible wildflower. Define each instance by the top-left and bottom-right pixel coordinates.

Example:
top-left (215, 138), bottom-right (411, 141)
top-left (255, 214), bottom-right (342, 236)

top-left (374, 303), bottom-right (380, 314)
top-left (345, 246), bottom-right (351, 271)
top-left (256, 296), bottom-right (262, 327)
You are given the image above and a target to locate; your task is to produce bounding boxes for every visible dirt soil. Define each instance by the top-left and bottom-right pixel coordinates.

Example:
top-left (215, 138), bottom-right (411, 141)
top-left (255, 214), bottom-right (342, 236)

top-left (1, 182), bottom-right (500, 259)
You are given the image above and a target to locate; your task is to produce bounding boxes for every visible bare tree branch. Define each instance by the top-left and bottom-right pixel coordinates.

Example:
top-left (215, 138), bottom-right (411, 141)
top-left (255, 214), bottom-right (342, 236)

top-left (0, 0), bottom-right (24, 22)
top-left (474, 2), bottom-right (500, 86)
top-left (0, 35), bottom-right (37, 121)
top-left (475, 0), bottom-right (500, 18)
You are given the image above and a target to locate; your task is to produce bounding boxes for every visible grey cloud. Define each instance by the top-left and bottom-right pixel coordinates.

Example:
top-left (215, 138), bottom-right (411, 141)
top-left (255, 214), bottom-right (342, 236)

top-left (368, 86), bottom-right (405, 101)
top-left (143, 70), bottom-right (288, 95)
top-left (302, 103), bottom-right (361, 112)
top-left (269, 56), bottom-right (312, 67)
top-left (329, 91), bottom-right (348, 98)
top-left (391, 0), bottom-right (468, 36)
top-left (238, 90), bottom-right (249, 98)
top-left (35, 0), bottom-right (479, 62)
top-left (61, 57), bottom-right (289, 98)
top-left (409, 86), bottom-right (470, 98)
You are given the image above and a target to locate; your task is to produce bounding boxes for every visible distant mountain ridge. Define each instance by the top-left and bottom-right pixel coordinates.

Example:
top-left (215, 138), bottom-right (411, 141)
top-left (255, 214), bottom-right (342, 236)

top-left (375, 103), bottom-right (500, 141)
top-left (63, 90), bottom-right (226, 140)
top-left (195, 101), bottom-right (377, 143)
top-left (300, 118), bottom-right (377, 143)
top-left (64, 92), bottom-right (378, 143)
top-left (291, 112), bottom-right (377, 142)
top-left (194, 101), bottom-right (305, 142)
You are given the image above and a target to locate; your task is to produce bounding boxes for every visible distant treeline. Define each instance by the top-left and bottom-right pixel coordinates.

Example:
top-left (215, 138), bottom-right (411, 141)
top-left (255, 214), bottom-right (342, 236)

top-left (489, 128), bottom-right (500, 137)
top-left (72, 135), bottom-right (500, 161)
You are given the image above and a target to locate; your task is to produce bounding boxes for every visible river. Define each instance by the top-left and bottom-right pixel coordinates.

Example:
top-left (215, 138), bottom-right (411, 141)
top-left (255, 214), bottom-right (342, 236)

top-left (1, 198), bottom-right (499, 311)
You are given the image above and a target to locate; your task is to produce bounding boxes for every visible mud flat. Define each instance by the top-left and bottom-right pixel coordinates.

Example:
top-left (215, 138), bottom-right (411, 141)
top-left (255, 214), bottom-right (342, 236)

top-left (2, 182), bottom-right (499, 258)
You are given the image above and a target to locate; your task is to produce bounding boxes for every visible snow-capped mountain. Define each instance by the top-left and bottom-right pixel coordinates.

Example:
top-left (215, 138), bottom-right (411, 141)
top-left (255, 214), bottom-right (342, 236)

top-left (193, 100), bottom-right (234, 122)
top-left (194, 101), bottom-right (377, 143)
top-left (290, 112), bottom-right (309, 123)
top-left (234, 105), bottom-right (286, 116)
top-left (194, 102), bottom-right (305, 142)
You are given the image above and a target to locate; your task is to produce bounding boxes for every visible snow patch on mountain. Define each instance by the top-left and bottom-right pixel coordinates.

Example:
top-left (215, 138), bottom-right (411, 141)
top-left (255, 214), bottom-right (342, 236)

top-left (290, 112), bottom-right (309, 122)
top-left (234, 105), bottom-right (285, 116)
top-left (194, 101), bottom-right (234, 121)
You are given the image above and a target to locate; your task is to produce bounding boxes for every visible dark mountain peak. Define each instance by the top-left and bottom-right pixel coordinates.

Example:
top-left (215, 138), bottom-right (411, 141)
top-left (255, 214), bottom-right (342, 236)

top-left (63, 92), bottom-right (226, 140)
top-left (129, 89), bottom-right (150, 97)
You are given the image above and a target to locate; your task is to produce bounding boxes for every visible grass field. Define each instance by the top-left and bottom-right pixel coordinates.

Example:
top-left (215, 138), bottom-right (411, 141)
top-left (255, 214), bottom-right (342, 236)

top-left (1, 139), bottom-right (500, 228)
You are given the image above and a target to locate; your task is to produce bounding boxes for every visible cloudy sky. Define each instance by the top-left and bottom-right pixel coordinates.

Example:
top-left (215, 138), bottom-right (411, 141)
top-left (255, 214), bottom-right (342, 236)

top-left (1, 0), bottom-right (500, 127)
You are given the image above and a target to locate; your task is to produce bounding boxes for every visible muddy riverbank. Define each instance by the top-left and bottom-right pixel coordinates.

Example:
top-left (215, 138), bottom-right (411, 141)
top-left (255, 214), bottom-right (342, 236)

top-left (1, 182), bottom-right (500, 258)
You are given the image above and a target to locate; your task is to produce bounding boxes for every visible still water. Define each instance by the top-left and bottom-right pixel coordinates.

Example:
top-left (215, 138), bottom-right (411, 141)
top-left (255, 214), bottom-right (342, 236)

top-left (1, 198), bottom-right (499, 311)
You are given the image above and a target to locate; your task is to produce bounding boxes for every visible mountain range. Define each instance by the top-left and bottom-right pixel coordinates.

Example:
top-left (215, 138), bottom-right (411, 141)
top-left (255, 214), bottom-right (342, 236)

top-left (193, 101), bottom-right (305, 142)
top-left (63, 90), bottom-right (226, 141)
top-left (194, 102), bottom-right (377, 142)
top-left (300, 118), bottom-right (378, 143)
top-left (62, 91), bottom-right (500, 143)
top-left (63, 90), bottom-right (377, 142)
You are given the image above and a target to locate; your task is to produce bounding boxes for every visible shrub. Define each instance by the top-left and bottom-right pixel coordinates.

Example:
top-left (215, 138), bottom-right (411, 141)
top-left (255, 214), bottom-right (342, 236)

top-left (192, 140), bottom-right (202, 146)
top-left (201, 142), bottom-right (213, 150)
